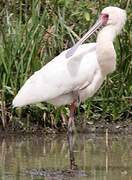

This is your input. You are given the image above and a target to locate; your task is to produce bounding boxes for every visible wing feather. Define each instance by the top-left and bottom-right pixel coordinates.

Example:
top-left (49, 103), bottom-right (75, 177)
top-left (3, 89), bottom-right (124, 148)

top-left (13, 43), bottom-right (98, 107)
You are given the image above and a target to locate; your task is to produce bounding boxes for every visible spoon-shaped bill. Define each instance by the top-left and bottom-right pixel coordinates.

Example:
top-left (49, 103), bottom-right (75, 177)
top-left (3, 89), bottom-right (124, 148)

top-left (66, 18), bottom-right (104, 58)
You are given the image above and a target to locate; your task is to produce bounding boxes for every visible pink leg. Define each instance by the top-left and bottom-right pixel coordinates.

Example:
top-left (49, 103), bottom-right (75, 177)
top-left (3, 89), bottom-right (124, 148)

top-left (68, 101), bottom-right (76, 133)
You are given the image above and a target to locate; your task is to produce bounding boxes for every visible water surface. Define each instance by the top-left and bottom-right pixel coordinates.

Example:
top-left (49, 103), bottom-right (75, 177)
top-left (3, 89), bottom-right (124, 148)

top-left (0, 133), bottom-right (132, 180)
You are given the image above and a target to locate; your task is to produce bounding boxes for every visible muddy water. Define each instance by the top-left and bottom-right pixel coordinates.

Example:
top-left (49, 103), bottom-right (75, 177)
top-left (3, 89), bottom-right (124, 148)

top-left (0, 133), bottom-right (132, 180)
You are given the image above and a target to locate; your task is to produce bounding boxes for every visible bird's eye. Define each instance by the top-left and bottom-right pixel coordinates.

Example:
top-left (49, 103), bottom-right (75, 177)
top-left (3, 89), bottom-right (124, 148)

top-left (101, 13), bottom-right (109, 19)
top-left (100, 13), bottom-right (109, 25)
top-left (105, 14), bottom-right (109, 18)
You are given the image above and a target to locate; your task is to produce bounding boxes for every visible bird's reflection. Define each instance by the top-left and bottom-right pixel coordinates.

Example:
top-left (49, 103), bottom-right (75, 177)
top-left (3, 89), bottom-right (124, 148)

top-left (67, 132), bottom-right (78, 170)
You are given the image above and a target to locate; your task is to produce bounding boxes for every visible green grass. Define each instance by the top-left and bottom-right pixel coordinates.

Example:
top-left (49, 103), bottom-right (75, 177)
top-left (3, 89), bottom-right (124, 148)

top-left (0, 0), bottom-right (131, 130)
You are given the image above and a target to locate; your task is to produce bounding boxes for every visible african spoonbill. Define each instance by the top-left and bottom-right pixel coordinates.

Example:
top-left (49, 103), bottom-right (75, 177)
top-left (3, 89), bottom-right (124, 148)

top-left (13, 6), bottom-right (126, 133)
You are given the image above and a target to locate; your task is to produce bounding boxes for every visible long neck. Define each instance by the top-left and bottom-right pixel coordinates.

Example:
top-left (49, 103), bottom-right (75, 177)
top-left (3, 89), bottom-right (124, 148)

top-left (96, 26), bottom-right (117, 76)
top-left (97, 25), bottom-right (117, 42)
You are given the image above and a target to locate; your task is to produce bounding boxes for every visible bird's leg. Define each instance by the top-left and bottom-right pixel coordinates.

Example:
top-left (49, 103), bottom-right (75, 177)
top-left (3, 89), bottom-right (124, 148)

top-left (68, 102), bottom-right (76, 134)
top-left (73, 91), bottom-right (80, 106)
top-left (67, 131), bottom-right (78, 170)
top-left (68, 91), bottom-right (80, 134)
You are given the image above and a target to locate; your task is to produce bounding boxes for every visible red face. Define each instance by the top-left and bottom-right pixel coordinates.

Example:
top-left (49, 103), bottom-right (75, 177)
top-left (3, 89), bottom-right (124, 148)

top-left (66, 12), bottom-right (110, 58)
top-left (100, 13), bottom-right (109, 25)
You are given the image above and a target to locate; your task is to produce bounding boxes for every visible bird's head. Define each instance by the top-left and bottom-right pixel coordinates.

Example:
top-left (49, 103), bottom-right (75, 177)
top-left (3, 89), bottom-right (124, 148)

top-left (100, 6), bottom-right (127, 34)
top-left (66, 6), bottom-right (127, 58)
top-left (79, 6), bottom-right (126, 41)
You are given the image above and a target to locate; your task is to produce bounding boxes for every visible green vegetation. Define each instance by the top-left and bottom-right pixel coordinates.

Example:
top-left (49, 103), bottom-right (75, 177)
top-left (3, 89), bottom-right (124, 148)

top-left (0, 0), bottom-right (131, 130)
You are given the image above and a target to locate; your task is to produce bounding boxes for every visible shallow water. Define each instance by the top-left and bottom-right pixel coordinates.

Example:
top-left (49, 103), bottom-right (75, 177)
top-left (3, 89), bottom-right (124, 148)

top-left (0, 133), bottom-right (132, 180)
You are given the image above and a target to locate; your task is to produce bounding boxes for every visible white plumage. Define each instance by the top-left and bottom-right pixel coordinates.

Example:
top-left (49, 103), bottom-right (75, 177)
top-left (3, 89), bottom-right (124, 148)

top-left (13, 43), bottom-right (104, 107)
top-left (13, 6), bottom-right (126, 111)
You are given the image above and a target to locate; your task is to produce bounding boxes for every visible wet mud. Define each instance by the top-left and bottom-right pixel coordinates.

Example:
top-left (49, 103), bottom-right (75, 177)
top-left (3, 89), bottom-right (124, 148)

top-left (26, 168), bottom-right (88, 179)
top-left (0, 119), bottom-right (132, 136)
top-left (78, 119), bottom-right (132, 134)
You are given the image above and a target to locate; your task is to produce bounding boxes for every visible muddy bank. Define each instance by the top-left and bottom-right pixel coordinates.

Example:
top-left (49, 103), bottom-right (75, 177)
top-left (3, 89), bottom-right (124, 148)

top-left (0, 118), bottom-right (132, 136)
top-left (78, 119), bottom-right (132, 134)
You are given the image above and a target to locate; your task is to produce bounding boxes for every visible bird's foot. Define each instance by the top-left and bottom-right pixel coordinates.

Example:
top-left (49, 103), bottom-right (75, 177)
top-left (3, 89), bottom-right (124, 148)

top-left (70, 161), bottom-right (78, 170)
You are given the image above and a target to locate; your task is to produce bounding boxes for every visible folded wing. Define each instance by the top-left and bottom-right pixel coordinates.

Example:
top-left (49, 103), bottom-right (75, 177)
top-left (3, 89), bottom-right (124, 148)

top-left (13, 43), bottom-right (98, 107)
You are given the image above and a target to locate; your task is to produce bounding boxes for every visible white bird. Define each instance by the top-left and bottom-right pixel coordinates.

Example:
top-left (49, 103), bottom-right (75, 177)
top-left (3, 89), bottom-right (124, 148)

top-left (13, 6), bottom-right (126, 133)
